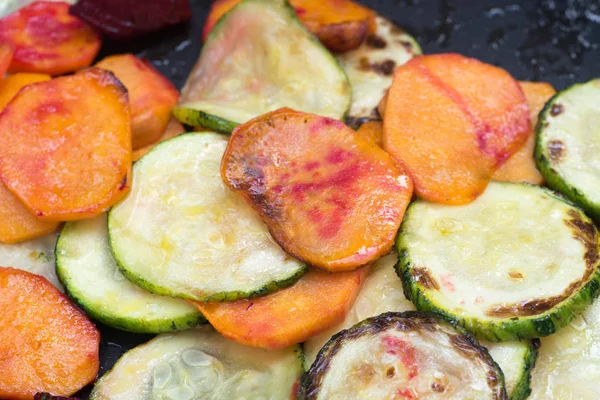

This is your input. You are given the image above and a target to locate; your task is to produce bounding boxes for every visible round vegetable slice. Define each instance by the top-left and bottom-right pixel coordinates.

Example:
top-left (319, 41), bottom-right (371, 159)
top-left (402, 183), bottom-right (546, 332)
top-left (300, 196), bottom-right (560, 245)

top-left (176, 0), bottom-right (351, 133)
top-left (0, 267), bottom-right (100, 399)
top-left (0, 68), bottom-right (132, 221)
top-left (0, 1), bottom-right (101, 76)
top-left (488, 340), bottom-right (538, 400)
top-left (222, 108), bottom-right (413, 272)
top-left (0, 0), bottom-right (77, 19)
top-left (56, 214), bottom-right (205, 334)
top-left (90, 327), bottom-right (303, 400)
top-left (109, 132), bottom-right (307, 302)
top-left (0, 72), bottom-right (51, 111)
top-left (535, 78), bottom-right (600, 220)
top-left (303, 312), bottom-right (506, 399)
top-left (397, 181), bottom-right (600, 341)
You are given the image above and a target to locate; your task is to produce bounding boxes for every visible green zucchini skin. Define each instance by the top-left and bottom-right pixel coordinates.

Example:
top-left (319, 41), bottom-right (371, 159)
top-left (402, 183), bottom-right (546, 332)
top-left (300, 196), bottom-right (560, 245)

top-left (508, 339), bottom-right (539, 400)
top-left (171, 106), bottom-right (238, 133)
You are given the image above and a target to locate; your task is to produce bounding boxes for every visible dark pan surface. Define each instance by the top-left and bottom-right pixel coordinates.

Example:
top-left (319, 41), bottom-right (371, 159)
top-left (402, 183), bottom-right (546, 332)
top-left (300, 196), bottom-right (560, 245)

top-left (76, 0), bottom-right (600, 397)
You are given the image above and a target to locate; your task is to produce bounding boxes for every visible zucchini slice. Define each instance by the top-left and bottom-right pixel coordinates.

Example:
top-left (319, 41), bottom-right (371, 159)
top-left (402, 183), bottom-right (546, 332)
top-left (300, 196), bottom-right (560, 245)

top-left (55, 214), bottom-right (205, 334)
top-left (337, 15), bottom-right (421, 128)
top-left (397, 181), bottom-right (600, 341)
top-left (535, 79), bottom-right (600, 220)
top-left (91, 326), bottom-right (304, 400)
top-left (108, 132), bottom-right (307, 302)
top-left (529, 300), bottom-right (600, 399)
top-left (303, 311), bottom-right (506, 399)
top-left (175, 0), bottom-right (351, 133)
top-left (304, 252), bottom-right (537, 400)
top-left (0, 233), bottom-right (62, 291)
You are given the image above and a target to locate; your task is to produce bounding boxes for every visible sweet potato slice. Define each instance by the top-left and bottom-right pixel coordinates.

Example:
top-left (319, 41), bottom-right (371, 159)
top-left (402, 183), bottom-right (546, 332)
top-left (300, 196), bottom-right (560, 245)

top-left (96, 54), bottom-right (179, 150)
top-left (0, 73), bottom-right (50, 111)
top-left (222, 108), bottom-right (413, 271)
top-left (0, 267), bottom-right (100, 399)
top-left (0, 2), bottom-right (101, 75)
top-left (0, 68), bottom-right (131, 221)
top-left (0, 43), bottom-right (13, 77)
top-left (492, 81), bottom-right (556, 185)
top-left (132, 117), bottom-right (186, 161)
top-left (193, 266), bottom-right (367, 349)
top-left (383, 54), bottom-right (529, 204)
top-left (355, 120), bottom-right (383, 147)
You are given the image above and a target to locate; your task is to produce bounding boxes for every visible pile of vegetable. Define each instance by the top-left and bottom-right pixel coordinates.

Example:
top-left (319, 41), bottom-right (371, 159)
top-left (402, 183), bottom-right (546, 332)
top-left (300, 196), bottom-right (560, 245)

top-left (0, 0), bottom-right (599, 399)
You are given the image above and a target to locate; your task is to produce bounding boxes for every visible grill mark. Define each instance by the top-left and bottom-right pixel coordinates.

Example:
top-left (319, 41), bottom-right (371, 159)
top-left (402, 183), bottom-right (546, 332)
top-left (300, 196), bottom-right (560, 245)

top-left (366, 34), bottom-right (387, 48)
top-left (550, 103), bottom-right (564, 116)
top-left (411, 267), bottom-right (440, 290)
top-left (547, 139), bottom-right (566, 163)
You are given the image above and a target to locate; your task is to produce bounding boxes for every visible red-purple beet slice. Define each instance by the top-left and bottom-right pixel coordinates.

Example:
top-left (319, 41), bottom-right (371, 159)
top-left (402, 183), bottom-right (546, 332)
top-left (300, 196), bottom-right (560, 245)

top-left (69, 0), bottom-right (192, 39)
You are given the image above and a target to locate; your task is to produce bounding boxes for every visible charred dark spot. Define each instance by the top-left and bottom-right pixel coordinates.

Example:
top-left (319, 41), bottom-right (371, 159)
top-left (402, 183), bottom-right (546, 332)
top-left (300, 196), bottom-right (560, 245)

top-left (411, 267), bottom-right (440, 290)
top-left (118, 175), bottom-right (128, 191)
top-left (400, 41), bottom-right (413, 51)
top-left (508, 270), bottom-right (523, 280)
top-left (547, 139), bottom-right (566, 163)
top-left (431, 382), bottom-right (446, 393)
top-left (487, 370), bottom-right (499, 386)
top-left (358, 57), bottom-right (396, 76)
top-left (565, 209), bottom-right (599, 269)
top-left (550, 103), bottom-right (565, 116)
top-left (386, 367), bottom-right (395, 378)
top-left (239, 166), bottom-right (282, 220)
top-left (532, 338), bottom-right (541, 350)
top-left (366, 34), bottom-right (387, 48)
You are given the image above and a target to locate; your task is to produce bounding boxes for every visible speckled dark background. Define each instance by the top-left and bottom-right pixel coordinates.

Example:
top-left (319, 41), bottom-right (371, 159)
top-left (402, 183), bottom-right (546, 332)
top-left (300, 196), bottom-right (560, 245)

top-left (78, 0), bottom-right (600, 397)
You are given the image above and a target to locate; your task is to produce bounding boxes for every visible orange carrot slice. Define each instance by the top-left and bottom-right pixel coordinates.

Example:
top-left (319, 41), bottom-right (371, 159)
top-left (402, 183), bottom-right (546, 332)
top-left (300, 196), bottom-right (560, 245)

top-left (0, 43), bottom-right (14, 77)
top-left (132, 117), bottom-right (186, 161)
top-left (193, 267), bottom-right (367, 349)
top-left (355, 120), bottom-right (383, 147)
top-left (492, 81), bottom-right (556, 185)
top-left (96, 54), bottom-right (179, 150)
top-left (222, 108), bottom-right (413, 271)
top-left (0, 73), bottom-right (50, 111)
top-left (0, 267), bottom-right (100, 399)
top-left (383, 54), bottom-right (529, 204)
top-left (0, 68), bottom-right (131, 221)
top-left (0, 2), bottom-right (101, 76)
top-left (377, 89), bottom-right (388, 118)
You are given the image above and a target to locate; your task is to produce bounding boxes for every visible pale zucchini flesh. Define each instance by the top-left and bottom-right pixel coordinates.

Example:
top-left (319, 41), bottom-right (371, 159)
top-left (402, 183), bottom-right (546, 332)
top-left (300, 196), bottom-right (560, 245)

top-left (108, 132), bottom-right (307, 302)
top-left (535, 79), bottom-right (600, 220)
top-left (397, 181), bottom-right (600, 341)
top-left (56, 214), bottom-right (205, 334)
top-left (486, 340), bottom-right (538, 400)
top-left (176, 0), bottom-right (351, 132)
top-left (91, 327), bottom-right (304, 400)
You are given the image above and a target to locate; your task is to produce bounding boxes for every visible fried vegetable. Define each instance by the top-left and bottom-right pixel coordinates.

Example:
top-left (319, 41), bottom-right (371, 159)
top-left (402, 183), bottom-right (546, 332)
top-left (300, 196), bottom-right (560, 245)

top-left (303, 312), bottom-right (506, 399)
top-left (193, 266), bottom-right (366, 349)
top-left (0, 267), bottom-right (100, 399)
top-left (397, 181), bottom-right (600, 341)
top-left (70, 0), bottom-right (192, 39)
top-left (0, 43), bottom-right (13, 77)
top-left (0, 0), bottom-right (76, 18)
top-left (0, 2), bottom-right (101, 75)
top-left (222, 109), bottom-right (413, 271)
top-left (0, 73), bottom-right (50, 111)
top-left (492, 81), bottom-right (555, 185)
top-left (0, 68), bottom-right (131, 221)
top-left (96, 54), bottom-right (179, 150)
top-left (383, 54), bottom-right (530, 204)
top-left (355, 120), bottom-right (383, 147)
top-left (34, 394), bottom-right (78, 400)
top-left (132, 117), bottom-right (186, 161)
top-left (177, 0), bottom-right (350, 133)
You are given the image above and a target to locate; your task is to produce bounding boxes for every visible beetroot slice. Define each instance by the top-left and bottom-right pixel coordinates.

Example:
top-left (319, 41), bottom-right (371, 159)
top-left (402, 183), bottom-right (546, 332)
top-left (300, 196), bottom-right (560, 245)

top-left (69, 0), bottom-right (192, 39)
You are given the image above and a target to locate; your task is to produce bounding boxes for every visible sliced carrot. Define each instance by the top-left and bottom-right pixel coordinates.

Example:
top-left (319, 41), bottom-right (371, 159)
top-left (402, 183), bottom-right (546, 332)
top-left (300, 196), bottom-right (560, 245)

top-left (0, 68), bottom-right (131, 221)
top-left (0, 267), bottom-right (100, 399)
top-left (193, 267), bottom-right (367, 349)
top-left (492, 81), bottom-right (556, 185)
top-left (132, 117), bottom-right (186, 161)
top-left (355, 120), bottom-right (383, 147)
top-left (96, 54), bottom-right (179, 149)
top-left (0, 73), bottom-right (51, 111)
top-left (0, 2), bottom-right (101, 76)
top-left (0, 43), bottom-right (14, 78)
top-left (383, 54), bottom-right (529, 204)
top-left (377, 89), bottom-right (388, 118)
top-left (222, 108), bottom-right (413, 271)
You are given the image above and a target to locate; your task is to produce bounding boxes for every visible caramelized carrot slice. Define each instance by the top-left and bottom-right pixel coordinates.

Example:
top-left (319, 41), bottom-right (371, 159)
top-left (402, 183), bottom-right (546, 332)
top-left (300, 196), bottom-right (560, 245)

top-left (492, 81), bottom-right (556, 185)
top-left (96, 54), bottom-right (179, 150)
top-left (0, 43), bottom-right (14, 77)
top-left (0, 267), bottom-right (100, 399)
top-left (0, 2), bottom-right (101, 76)
top-left (132, 117), bottom-right (186, 161)
top-left (0, 73), bottom-right (50, 111)
top-left (356, 120), bottom-right (383, 147)
top-left (0, 68), bottom-right (131, 221)
top-left (193, 267), bottom-right (367, 349)
top-left (222, 108), bottom-right (413, 271)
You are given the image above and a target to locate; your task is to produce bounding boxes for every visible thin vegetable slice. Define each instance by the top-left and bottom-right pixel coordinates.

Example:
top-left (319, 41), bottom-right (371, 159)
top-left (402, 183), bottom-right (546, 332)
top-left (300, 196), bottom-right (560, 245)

top-left (397, 181), bottom-right (600, 341)
top-left (355, 120), bottom-right (383, 147)
top-left (0, 0), bottom-right (77, 19)
top-left (492, 81), bottom-right (556, 185)
top-left (337, 15), bottom-right (421, 127)
top-left (383, 54), bottom-right (530, 204)
top-left (90, 327), bottom-right (303, 400)
top-left (109, 132), bottom-right (306, 302)
top-left (303, 312), bottom-right (506, 399)
top-left (176, 0), bottom-right (350, 133)
top-left (132, 117), bottom-right (186, 162)
top-left (0, 2), bottom-right (101, 75)
top-left (96, 54), bottom-right (179, 150)
top-left (488, 340), bottom-right (538, 400)
top-left (0, 72), bottom-right (50, 111)
top-left (0, 267), bottom-right (100, 399)
top-left (535, 78), bottom-right (600, 220)
top-left (56, 214), bottom-right (206, 334)
top-left (193, 266), bottom-right (366, 349)
top-left (0, 68), bottom-right (131, 221)
top-left (0, 43), bottom-right (13, 77)
top-left (222, 108), bottom-right (413, 271)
